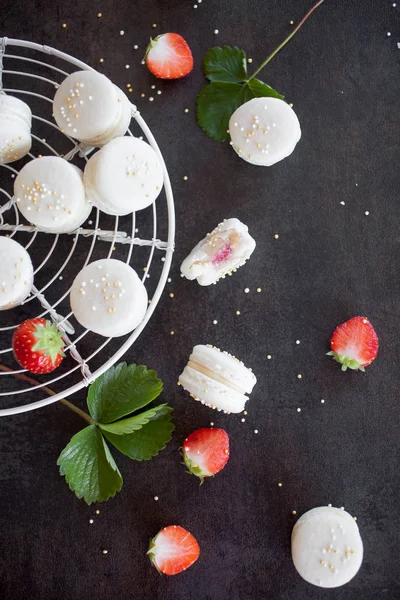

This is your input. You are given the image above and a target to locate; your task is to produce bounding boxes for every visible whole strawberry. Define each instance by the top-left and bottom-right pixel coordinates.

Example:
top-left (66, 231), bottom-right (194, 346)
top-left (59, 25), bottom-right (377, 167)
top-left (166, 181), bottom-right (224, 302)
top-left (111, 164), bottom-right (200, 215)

top-left (182, 428), bottom-right (230, 483)
top-left (327, 316), bottom-right (379, 372)
top-left (12, 318), bottom-right (65, 374)
top-left (145, 33), bottom-right (193, 79)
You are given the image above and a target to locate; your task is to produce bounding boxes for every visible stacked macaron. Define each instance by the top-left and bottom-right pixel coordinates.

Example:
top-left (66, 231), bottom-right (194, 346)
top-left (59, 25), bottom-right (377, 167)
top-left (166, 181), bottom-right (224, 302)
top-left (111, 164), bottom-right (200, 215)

top-left (53, 71), bottom-right (132, 147)
top-left (70, 259), bottom-right (148, 337)
top-left (14, 156), bottom-right (91, 233)
top-left (0, 236), bottom-right (34, 310)
top-left (179, 344), bottom-right (257, 413)
top-left (83, 136), bottom-right (164, 216)
top-left (0, 94), bottom-right (32, 164)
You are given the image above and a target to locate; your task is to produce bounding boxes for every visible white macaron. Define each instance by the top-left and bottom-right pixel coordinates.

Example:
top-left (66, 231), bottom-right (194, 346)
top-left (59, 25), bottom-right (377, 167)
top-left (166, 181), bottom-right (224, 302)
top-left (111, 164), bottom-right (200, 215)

top-left (178, 344), bottom-right (257, 413)
top-left (53, 71), bottom-right (131, 146)
top-left (14, 156), bottom-right (91, 233)
top-left (291, 506), bottom-right (363, 588)
top-left (229, 97), bottom-right (301, 166)
top-left (83, 136), bottom-right (163, 216)
top-left (181, 218), bottom-right (256, 286)
top-left (0, 95), bottom-right (32, 164)
top-left (70, 259), bottom-right (148, 337)
top-left (0, 236), bottom-right (34, 310)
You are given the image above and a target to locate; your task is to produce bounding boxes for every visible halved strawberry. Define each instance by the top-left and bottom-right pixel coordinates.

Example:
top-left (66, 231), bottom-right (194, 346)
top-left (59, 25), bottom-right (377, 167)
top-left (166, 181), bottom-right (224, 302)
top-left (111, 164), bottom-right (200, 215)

top-left (182, 428), bottom-right (230, 483)
top-left (147, 525), bottom-right (200, 575)
top-left (327, 316), bottom-right (379, 372)
top-left (12, 318), bottom-right (65, 375)
top-left (145, 33), bottom-right (193, 79)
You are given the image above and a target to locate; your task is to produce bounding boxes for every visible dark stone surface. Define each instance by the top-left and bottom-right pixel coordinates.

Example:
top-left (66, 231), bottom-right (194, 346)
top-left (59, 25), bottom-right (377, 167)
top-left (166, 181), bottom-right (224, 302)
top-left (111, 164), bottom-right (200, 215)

top-left (0, 0), bottom-right (399, 598)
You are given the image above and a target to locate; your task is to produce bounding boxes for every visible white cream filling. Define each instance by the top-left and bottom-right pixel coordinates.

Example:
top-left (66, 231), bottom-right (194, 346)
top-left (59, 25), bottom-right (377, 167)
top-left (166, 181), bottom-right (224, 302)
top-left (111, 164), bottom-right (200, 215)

top-left (187, 359), bottom-right (246, 395)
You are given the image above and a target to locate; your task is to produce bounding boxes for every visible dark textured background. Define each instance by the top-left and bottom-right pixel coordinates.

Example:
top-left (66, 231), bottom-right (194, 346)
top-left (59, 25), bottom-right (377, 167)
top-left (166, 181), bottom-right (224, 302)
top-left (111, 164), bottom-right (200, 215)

top-left (0, 0), bottom-right (399, 598)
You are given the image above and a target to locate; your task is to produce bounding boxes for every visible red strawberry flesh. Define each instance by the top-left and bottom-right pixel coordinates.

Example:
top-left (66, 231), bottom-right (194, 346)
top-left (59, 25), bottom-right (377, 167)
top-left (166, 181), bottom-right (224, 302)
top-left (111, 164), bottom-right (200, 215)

top-left (148, 525), bottom-right (200, 575)
top-left (328, 316), bottom-right (379, 372)
top-left (183, 428), bottom-right (230, 481)
top-left (145, 33), bottom-right (193, 80)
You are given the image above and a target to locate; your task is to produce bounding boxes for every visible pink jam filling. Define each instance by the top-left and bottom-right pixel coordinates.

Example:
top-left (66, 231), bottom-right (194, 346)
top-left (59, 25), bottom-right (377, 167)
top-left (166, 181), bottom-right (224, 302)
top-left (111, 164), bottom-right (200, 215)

top-left (212, 242), bottom-right (232, 266)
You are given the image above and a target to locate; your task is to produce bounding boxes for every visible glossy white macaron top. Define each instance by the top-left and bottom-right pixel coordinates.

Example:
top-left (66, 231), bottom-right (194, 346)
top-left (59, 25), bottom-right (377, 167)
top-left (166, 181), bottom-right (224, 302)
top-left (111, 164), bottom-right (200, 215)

top-left (180, 218), bottom-right (256, 286)
top-left (291, 506), bottom-right (363, 588)
top-left (70, 259), bottom-right (148, 337)
top-left (0, 236), bottom-right (34, 310)
top-left (53, 70), bottom-right (123, 142)
top-left (83, 136), bottom-right (164, 215)
top-left (229, 97), bottom-right (301, 166)
top-left (14, 156), bottom-right (88, 233)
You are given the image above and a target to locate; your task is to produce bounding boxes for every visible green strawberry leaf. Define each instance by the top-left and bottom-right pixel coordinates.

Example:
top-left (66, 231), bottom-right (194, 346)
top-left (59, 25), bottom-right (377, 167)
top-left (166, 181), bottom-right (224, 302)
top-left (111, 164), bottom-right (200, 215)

top-left (99, 404), bottom-right (170, 435)
top-left (196, 80), bottom-right (283, 142)
top-left (196, 82), bottom-right (254, 142)
top-left (247, 78), bottom-right (284, 100)
top-left (103, 405), bottom-right (174, 461)
top-left (87, 363), bottom-right (163, 423)
top-left (57, 425), bottom-right (123, 504)
top-left (203, 46), bottom-right (248, 83)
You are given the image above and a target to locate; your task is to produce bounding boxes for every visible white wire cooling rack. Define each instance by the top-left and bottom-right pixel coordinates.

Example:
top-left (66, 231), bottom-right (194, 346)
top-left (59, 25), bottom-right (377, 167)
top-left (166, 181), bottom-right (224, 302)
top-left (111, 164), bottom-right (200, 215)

top-left (0, 37), bottom-right (175, 416)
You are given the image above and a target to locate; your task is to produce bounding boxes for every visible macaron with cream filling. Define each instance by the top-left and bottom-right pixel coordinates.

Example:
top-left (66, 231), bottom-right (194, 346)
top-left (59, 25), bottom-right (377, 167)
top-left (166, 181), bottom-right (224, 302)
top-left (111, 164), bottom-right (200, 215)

top-left (181, 218), bottom-right (256, 286)
top-left (178, 344), bottom-right (257, 413)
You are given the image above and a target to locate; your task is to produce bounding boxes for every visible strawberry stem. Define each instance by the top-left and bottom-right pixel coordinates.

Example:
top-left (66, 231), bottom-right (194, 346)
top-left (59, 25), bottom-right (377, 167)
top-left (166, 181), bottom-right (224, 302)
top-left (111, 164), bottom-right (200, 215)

top-left (0, 364), bottom-right (95, 424)
top-left (247, 0), bottom-right (325, 82)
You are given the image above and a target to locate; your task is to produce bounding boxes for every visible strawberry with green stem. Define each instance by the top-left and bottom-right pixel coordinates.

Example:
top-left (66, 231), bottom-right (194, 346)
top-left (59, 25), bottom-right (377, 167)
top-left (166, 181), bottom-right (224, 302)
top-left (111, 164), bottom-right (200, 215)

top-left (12, 318), bottom-right (65, 374)
top-left (182, 428), bottom-right (230, 483)
top-left (327, 316), bottom-right (379, 372)
top-left (145, 33), bottom-right (193, 79)
top-left (148, 525), bottom-right (200, 575)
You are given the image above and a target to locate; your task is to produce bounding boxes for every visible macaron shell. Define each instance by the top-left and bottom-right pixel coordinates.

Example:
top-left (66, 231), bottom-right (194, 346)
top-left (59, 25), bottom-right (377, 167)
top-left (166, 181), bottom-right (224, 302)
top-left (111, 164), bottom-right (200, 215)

top-left (229, 97), bottom-right (301, 166)
top-left (0, 237), bottom-right (34, 310)
top-left (83, 136), bottom-right (163, 215)
top-left (14, 156), bottom-right (87, 232)
top-left (291, 506), bottom-right (363, 588)
top-left (70, 259), bottom-right (148, 337)
top-left (0, 95), bottom-right (32, 128)
top-left (53, 71), bottom-right (119, 141)
top-left (79, 87), bottom-right (131, 147)
top-left (0, 119), bottom-right (31, 164)
top-left (179, 365), bottom-right (248, 413)
top-left (190, 345), bottom-right (257, 394)
top-left (111, 87), bottom-right (133, 137)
